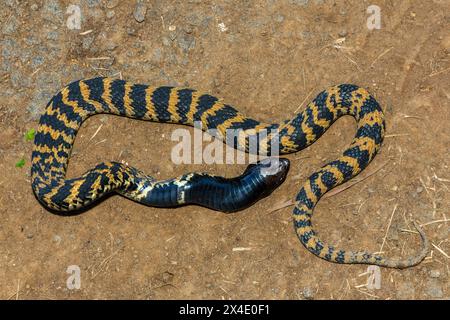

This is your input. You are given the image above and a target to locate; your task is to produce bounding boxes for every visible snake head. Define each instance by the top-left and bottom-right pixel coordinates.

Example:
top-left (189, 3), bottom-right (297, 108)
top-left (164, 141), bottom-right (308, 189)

top-left (245, 157), bottom-right (290, 193)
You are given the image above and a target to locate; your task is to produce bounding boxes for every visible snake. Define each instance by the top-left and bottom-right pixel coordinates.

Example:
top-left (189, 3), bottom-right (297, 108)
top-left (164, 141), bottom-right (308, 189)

top-left (31, 77), bottom-right (429, 268)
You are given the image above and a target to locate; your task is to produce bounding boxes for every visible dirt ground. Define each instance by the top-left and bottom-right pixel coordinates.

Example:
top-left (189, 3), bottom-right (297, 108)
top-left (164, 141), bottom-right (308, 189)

top-left (0, 0), bottom-right (449, 300)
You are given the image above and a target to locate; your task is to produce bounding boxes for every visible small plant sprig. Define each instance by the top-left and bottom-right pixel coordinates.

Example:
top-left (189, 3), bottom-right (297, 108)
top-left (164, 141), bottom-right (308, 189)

top-left (24, 128), bottom-right (36, 141)
top-left (15, 158), bottom-right (26, 168)
top-left (16, 128), bottom-right (36, 169)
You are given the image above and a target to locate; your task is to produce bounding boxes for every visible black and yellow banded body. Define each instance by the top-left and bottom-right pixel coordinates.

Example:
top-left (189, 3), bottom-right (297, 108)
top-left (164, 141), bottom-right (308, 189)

top-left (31, 77), bottom-right (429, 268)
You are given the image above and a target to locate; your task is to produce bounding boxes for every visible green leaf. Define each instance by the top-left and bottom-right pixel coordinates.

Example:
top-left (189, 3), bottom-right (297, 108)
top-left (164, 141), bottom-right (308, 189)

top-left (15, 158), bottom-right (26, 168)
top-left (24, 128), bottom-right (36, 141)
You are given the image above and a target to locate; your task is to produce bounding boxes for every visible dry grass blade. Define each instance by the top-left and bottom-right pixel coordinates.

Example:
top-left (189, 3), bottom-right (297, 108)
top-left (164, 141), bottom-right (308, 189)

top-left (79, 29), bottom-right (93, 35)
top-left (89, 124), bottom-right (103, 142)
top-left (370, 47), bottom-right (394, 68)
top-left (86, 56), bottom-right (112, 60)
top-left (420, 219), bottom-right (449, 227)
top-left (431, 243), bottom-right (449, 259)
top-left (377, 204), bottom-right (398, 254)
top-left (91, 247), bottom-right (123, 279)
top-left (384, 133), bottom-right (410, 138)
top-left (356, 289), bottom-right (380, 299)
top-left (267, 199), bottom-right (294, 214)
top-left (232, 247), bottom-right (253, 252)
top-left (293, 89), bottom-right (315, 114)
top-left (6, 279), bottom-right (20, 300)
top-left (429, 67), bottom-right (450, 77)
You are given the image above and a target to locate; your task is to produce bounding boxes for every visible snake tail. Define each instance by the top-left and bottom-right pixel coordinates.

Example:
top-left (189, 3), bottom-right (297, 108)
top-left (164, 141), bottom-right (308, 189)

top-left (290, 85), bottom-right (429, 268)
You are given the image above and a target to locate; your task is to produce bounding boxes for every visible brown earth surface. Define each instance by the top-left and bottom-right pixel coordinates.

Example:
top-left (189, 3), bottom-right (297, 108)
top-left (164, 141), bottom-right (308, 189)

top-left (0, 0), bottom-right (449, 299)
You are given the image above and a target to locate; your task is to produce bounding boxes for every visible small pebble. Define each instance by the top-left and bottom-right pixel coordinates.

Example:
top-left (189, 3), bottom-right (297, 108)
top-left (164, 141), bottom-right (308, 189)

top-left (162, 37), bottom-right (171, 46)
top-left (426, 278), bottom-right (443, 298)
top-left (106, 42), bottom-right (118, 51)
top-left (82, 36), bottom-right (95, 50)
top-left (300, 31), bottom-right (312, 39)
top-left (290, 0), bottom-right (309, 5)
top-left (2, 16), bottom-right (18, 35)
top-left (106, 0), bottom-right (119, 9)
top-left (25, 36), bottom-right (40, 45)
top-left (31, 3), bottom-right (39, 10)
top-left (217, 22), bottom-right (228, 32)
top-left (302, 287), bottom-right (314, 300)
top-left (274, 14), bottom-right (285, 23)
top-left (426, 285), bottom-right (443, 298)
top-left (31, 56), bottom-right (45, 68)
top-left (177, 33), bottom-right (195, 52)
top-left (106, 10), bottom-right (115, 19)
top-left (53, 235), bottom-right (62, 244)
top-left (43, 0), bottom-right (63, 23)
top-left (184, 26), bottom-right (194, 34)
top-left (429, 270), bottom-right (441, 278)
top-left (152, 48), bottom-right (162, 62)
top-left (46, 31), bottom-right (59, 41)
top-left (0, 39), bottom-right (17, 59)
top-left (87, 0), bottom-right (101, 7)
top-left (133, 1), bottom-right (147, 23)
top-left (338, 30), bottom-right (348, 37)
top-left (162, 272), bottom-right (173, 282)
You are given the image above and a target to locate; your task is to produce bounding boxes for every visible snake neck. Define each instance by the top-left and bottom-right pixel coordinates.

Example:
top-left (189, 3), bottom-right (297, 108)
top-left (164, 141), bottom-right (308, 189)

top-left (120, 159), bottom-right (289, 213)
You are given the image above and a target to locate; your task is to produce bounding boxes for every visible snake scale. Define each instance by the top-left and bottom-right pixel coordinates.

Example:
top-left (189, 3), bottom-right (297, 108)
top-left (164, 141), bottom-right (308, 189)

top-left (31, 77), bottom-right (429, 268)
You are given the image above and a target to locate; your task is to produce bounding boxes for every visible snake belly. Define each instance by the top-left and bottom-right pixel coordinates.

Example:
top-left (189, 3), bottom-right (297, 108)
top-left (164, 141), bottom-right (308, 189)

top-left (31, 77), bottom-right (429, 268)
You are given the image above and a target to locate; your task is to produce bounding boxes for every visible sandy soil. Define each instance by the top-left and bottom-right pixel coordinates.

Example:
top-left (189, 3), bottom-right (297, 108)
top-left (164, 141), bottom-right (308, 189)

top-left (0, 0), bottom-right (449, 299)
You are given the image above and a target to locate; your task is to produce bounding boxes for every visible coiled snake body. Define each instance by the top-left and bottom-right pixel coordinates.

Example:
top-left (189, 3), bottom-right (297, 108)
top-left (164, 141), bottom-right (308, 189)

top-left (32, 77), bottom-right (429, 268)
